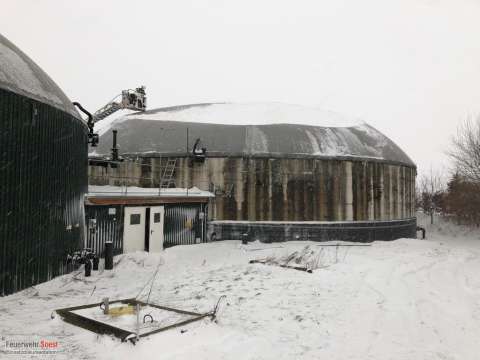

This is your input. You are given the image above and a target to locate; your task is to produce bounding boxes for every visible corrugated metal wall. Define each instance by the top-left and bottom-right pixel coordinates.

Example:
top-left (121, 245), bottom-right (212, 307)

top-left (85, 203), bottom-right (207, 251)
top-left (164, 204), bottom-right (207, 248)
top-left (0, 88), bottom-right (88, 296)
top-left (85, 205), bottom-right (123, 257)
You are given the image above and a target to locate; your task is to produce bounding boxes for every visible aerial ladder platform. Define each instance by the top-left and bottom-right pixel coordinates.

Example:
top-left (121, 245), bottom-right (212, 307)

top-left (74, 86), bottom-right (147, 148)
top-left (93, 86), bottom-right (147, 122)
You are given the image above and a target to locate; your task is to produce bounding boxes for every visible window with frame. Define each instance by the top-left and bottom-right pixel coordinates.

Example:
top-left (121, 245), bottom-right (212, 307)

top-left (130, 214), bottom-right (141, 225)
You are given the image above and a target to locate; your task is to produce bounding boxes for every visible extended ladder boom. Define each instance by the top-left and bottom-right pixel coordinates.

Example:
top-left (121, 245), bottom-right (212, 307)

top-left (93, 86), bottom-right (147, 122)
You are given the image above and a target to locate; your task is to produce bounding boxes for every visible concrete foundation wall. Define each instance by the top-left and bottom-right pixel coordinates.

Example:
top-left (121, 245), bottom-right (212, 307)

top-left (89, 157), bottom-right (416, 222)
top-left (209, 218), bottom-right (417, 243)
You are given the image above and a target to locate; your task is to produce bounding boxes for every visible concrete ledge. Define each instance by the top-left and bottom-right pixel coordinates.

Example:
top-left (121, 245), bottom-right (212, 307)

top-left (209, 218), bottom-right (417, 243)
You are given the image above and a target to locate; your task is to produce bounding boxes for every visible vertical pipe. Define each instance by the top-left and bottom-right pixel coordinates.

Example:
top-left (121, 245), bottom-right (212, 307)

top-left (112, 130), bottom-right (118, 162)
top-left (105, 241), bottom-right (113, 270)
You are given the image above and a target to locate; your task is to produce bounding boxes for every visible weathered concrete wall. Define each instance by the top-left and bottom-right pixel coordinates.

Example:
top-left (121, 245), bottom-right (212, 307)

top-left (89, 157), bottom-right (416, 221)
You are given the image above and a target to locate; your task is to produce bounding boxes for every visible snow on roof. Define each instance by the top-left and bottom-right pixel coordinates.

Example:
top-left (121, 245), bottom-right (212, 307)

top-left (92, 103), bottom-right (415, 166)
top-left (121, 102), bottom-right (362, 127)
top-left (87, 185), bottom-right (215, 198)
top-left (0, 33), bottom-right (80, 118)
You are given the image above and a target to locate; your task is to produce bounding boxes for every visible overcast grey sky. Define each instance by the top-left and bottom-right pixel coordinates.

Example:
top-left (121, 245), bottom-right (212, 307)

top-left (3, 0), bottom-right (480, 176)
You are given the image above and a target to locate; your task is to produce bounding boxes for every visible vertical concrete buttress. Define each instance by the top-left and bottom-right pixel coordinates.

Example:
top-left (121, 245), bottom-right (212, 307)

top-left (388, 165), bottom-right (394, 220)
top-left (345, 161), bottom-right (353, 221)
top-left (235, 159), bottom-right (245, 220)
top-left (379, 165), bottom-right (385, 220)
top-left (267, 160), bottom-right (273, 221)
top-left (282, 163), bottom-right (289, 220)
top-left (247, 158), bottom-right (256, 221)
top-left (368, 164), bottom-right (374, 220)
top-left (397, 166), bottom-right (402, 219)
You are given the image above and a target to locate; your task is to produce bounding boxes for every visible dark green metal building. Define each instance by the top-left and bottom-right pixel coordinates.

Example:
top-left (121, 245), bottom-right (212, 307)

top-left (0, 34), bottom-right (88, 295)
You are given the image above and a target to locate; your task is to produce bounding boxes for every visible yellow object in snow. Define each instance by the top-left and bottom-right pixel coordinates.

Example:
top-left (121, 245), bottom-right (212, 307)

top-left (108, 305), bottom-right (136, 316)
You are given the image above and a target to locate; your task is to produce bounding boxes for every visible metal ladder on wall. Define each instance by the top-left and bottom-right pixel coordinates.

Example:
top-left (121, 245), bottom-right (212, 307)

top-left (160, 158), bottom-right (177, 188)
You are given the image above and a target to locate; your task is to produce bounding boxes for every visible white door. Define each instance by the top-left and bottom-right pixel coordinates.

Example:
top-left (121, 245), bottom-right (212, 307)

top-left (123, 206), bottom-right (146, 252)
top-left (149, 206), bottom-right (164, 252)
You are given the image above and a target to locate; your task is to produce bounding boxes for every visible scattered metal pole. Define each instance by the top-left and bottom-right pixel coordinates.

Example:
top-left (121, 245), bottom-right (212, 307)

top-left (136, 303), bottom-right (140, 342)
top-left (102, 297), bottom-right (109, 315)
top-left (315, 244), bottom-right (371, 247)
top-left (249, 259), bottom-right (313, 273)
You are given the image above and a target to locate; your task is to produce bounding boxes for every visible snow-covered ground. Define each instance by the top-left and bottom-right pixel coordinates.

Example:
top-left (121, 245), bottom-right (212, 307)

top-left (1, 215), bottom-right (480, 360)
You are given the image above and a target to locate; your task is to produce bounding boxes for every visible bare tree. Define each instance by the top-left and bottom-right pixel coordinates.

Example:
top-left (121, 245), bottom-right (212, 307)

top-left (447, 117), bottom-right (480, 183)
top-left (417, 168), bottom-right (446, 224)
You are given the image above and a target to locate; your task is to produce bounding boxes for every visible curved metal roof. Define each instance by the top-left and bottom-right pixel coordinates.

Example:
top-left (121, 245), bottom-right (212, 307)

top-left (0, 33), bottom-right (80, 118)
top-left (93, 103), bottom-right (415, 167)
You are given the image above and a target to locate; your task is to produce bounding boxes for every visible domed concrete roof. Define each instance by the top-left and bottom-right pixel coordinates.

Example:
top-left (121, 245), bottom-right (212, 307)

top-left (93, 103), bottom-right (415, 167)
top-left (0, 33), bottom-right (80, 118)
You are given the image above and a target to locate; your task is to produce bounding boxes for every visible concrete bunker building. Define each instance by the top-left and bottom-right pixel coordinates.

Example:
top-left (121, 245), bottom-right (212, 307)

top-left (0, 34), bottom-right (88, 295)
top-left (90, 103), bottom-right (416, 242)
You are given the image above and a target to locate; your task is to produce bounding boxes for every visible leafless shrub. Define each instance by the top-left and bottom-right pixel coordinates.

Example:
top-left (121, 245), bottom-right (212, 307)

top-left (306, 248), bottom-right (325, 270)
top-left (253, 246), bottom-right (338, 272)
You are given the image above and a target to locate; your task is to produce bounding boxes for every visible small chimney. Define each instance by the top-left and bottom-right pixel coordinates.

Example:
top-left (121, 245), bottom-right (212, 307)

top-left (111, 130), bottom-right (119, 161)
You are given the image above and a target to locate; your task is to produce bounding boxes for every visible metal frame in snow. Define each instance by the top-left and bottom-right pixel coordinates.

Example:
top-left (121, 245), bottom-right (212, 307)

top-left (56, 298), bottom-right (212, 342)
